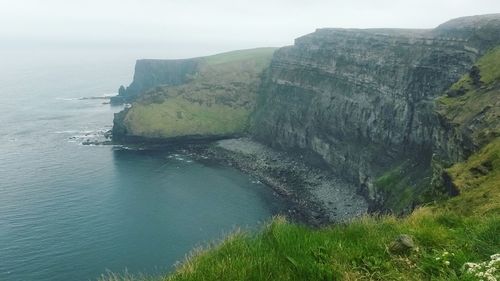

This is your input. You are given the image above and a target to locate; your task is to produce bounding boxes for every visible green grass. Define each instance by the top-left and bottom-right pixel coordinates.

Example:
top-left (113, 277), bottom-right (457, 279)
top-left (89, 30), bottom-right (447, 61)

top-left (165, 212), bottom-right (498, 281)
top-left (476, 47), bottom-right (500, 84)
top-left (102, 201), bottom-right (499, 281)
top-left (447, 46), bottom-right (500, 93)
top-left (437, 47), bottom-right (500, 146)
top-left (124, 97), bottom-right (250, 138)
top-left (444, 138), bottom-right (500, 217)
top-left (203, 48), bottom-right (277, 66)
top-left (122, 48), bottom-right (275, 139)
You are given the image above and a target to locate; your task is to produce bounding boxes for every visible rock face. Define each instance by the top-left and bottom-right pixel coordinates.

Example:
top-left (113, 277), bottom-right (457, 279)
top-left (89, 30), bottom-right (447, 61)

top-left (110, 58), bottom-right (199, 104)
top-left (252, 14), bottom-right (500, 211)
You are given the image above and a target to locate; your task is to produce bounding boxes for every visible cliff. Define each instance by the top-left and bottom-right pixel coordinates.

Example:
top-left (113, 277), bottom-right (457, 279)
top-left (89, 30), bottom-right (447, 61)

top-left (252, 14), bottom-right (500, 212)
top-left (112, 48), bottom-right (276, 141)
top-left (110, 58), bottom-right (200, 104)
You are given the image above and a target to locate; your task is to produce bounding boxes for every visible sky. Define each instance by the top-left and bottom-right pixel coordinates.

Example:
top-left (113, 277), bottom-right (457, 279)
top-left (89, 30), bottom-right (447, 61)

top-left (1, 0), bottom-right (500, 58)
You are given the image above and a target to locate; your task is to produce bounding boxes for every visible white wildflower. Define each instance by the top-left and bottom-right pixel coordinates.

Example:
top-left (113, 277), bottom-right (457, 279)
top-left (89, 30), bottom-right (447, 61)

top-left (463, 253), bottom-right (500, 281)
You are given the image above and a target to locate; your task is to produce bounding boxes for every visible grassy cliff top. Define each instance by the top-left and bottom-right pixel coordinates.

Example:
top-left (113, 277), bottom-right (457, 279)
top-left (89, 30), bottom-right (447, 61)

top-left (202, 47), bottom-right (278, 65)
top-left (118, 48), bottom-right (276, 139)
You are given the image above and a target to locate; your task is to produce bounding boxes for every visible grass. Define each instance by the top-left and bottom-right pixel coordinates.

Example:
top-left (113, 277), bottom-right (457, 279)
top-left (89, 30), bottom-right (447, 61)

top-left (122, 48), bottom-right (275, 139)
top-left (124, 97), bottom-right (250, 138)
top-left (165, 213), bottom-right (498, 281)
top-left (444, 138), bottom-right (500, 217)
top-left (437, 47), bottom-right (500, 146)
top-left (476, 47), bottom-right (500, 85)
top-left (103, 205), bottom-right (499, 280)
top-left (203, 48), bottom-right (277, 66)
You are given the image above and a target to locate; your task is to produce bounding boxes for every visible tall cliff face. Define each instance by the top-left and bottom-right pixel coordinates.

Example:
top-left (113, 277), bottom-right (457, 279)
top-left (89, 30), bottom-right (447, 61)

top-left (252, 14), bottom-right (500, 211)
top-left (110, 58), bottom-right (199, 104)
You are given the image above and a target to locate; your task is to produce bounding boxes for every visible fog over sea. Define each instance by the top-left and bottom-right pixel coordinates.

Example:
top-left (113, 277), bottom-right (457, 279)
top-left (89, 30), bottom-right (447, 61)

top-left (0, 48), bottom-right (284, 281)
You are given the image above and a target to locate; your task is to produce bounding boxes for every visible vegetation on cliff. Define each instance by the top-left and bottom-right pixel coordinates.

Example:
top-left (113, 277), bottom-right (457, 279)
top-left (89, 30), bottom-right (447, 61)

top-left (371, 46), bottom-right (500, 213)
top-left (438, 46), bottom-right (500, 148)
top-left (114, 48), bottom-right (276, 140)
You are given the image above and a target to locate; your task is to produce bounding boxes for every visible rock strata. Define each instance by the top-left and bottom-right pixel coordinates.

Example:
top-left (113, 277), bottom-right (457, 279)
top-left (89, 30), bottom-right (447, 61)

top-left (252, 14), bottom-right (500, 211)
top-left (111, 58), bottom-right (199, 104)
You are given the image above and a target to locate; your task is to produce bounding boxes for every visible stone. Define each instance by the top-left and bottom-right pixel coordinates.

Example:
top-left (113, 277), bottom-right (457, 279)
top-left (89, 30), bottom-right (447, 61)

top-left (389, 234), bottom-right (416, 255)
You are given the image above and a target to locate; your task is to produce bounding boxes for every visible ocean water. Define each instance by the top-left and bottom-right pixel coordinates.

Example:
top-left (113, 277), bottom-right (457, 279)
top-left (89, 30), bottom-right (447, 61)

top-left (0, 48), bottom-right (284, 281)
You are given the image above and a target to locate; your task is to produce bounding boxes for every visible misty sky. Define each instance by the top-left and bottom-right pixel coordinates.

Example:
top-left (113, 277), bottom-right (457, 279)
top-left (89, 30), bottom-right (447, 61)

top-left (2, 0), bottom-right (500, 57)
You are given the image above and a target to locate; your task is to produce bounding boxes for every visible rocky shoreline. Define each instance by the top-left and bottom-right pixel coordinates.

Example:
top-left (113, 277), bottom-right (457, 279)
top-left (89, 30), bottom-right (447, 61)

top-left (189, 138), bottom-right (368, 226)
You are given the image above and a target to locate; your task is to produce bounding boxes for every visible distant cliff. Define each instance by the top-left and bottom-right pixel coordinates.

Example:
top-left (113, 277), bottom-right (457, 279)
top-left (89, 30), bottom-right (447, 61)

top-left (112, 48), bottom-right (276, 141)
top-left (110, 58), bottom-right (199, 104)
top-left (252, 14), bottom-right (500, 211)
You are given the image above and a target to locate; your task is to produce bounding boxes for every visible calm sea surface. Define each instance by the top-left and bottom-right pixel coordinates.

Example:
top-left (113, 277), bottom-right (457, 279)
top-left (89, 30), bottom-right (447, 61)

top-left (0, 48), bottom-right (284, 281)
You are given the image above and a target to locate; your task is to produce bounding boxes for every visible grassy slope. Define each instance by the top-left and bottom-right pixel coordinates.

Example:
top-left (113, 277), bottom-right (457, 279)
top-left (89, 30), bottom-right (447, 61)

top-left (124, 98), bottom-right (249, 138)
top-left (104, 49), bottom-right (500, 280)
top-left (123, 48), bottom-right (276, 138)
top-left (437, 46), bottom-right (500, 146)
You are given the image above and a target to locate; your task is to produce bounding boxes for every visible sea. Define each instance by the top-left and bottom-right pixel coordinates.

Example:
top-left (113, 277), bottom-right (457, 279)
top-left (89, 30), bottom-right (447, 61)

top-left (0, 47), bottom-right (284, 281)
